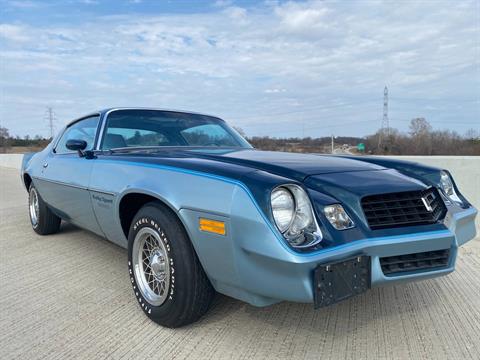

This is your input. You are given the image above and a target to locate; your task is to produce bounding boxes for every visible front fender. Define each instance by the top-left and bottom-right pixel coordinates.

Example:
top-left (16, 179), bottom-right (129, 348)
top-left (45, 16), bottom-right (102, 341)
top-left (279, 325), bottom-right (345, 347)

top-left (89, 157), bottom-right (246, 247)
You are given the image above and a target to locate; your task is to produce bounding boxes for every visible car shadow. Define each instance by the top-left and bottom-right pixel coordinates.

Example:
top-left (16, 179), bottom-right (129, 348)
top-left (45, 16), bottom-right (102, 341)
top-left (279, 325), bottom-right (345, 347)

top-left (50, 221), bottom-right (445, 337)
top-left (196, 279), bottom-right (443, 337)
top-left (58, 221), bottom-right (83, 234)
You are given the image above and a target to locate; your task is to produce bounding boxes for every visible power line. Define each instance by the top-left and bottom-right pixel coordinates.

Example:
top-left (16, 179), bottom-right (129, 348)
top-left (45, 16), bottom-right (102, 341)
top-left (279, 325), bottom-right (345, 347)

top-left (389, 96), bottom-right (478, 103)
top-left (232, 99), bottom-right (379, 121)
top-left (231, 93), bottom-right (478, 129)
top-left (246, 119), bottom-right (377, 136)
top-left (238, 112), bottom-right (478, 129)
top-left (233, 84), bottom-right (478, 137)
top-left (243, 117), bottom-right (478, 137)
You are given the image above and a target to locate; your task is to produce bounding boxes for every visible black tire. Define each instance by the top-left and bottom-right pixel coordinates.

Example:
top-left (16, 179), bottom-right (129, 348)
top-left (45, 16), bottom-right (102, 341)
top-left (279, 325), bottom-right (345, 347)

top-left (28, 184), bottom-right (61, 235)
top-left (127, 201), bottom-right (215, 328)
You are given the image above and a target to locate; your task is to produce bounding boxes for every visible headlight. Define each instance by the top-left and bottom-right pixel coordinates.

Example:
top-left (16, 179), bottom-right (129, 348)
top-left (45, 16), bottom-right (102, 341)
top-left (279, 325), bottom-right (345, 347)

top-left (323, 204), bottom-right (355, 230)
top-left (271, 187), bottom-right (295, 232)
top-left (439, 171), bottom-right (463, 205)
top-left (271, 185), bottom-right (322, 248)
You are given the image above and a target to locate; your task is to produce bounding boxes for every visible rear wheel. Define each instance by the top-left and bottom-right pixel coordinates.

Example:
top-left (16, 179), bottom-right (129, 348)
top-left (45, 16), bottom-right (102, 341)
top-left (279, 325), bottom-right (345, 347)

top-left (29, 184), bottom-right (61, 235)
top-left (127, 202), bottom-right (215, 328)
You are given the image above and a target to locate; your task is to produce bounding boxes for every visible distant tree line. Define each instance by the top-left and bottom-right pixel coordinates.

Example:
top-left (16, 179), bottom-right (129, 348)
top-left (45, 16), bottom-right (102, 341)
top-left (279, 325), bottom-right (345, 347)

top-left (364, 118), bottom-right (480, 155)
top-left (0, 127), bottom-right (50, 153)
top-left (246, 118), bottom-right (479, 155)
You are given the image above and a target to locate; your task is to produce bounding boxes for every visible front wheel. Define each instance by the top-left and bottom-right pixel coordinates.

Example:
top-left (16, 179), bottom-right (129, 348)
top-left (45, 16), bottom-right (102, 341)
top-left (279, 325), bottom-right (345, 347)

top-left (29, 184), bottom-right (61, 235)
top-left (127, 202), bottom-right (215, 328)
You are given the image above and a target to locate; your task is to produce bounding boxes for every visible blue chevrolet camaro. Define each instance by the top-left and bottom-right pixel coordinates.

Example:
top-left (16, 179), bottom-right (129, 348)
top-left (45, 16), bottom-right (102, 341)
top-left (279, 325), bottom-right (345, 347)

top-left (21, 108), bottom-right (477, 327)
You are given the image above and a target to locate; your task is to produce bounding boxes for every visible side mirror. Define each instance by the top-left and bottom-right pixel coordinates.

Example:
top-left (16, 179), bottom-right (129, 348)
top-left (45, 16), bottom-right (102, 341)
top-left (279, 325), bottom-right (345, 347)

top-left (66, 139), bottom-right (87, 152)
top-left (66, 139), bottom-right (89, 157)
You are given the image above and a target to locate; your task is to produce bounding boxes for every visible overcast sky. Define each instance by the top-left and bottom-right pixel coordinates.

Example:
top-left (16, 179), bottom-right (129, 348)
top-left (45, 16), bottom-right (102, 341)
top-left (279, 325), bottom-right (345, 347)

top-left (0, 0), bottom-right (478, 138)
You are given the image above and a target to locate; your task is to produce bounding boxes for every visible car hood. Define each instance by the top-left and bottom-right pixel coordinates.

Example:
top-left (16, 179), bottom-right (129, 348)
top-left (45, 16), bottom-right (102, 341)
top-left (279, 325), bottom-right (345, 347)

top-left (185, 149), bottom-right (428, 200)
top-left (305, 169), bottom-right (427, 198)
top-left (187, 148), bottom-right (386, 181)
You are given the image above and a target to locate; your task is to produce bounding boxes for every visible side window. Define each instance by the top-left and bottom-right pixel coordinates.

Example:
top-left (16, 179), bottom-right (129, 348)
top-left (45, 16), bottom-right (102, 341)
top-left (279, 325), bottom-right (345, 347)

top-left (102, 128), bottom-right (169, 149)
top-left (55, 116), bottom-right (100, 154)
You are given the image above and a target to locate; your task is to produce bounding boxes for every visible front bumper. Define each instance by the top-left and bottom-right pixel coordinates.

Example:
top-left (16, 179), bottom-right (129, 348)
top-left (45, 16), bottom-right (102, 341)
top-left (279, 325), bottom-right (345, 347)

top-left (237, 227), bottom-right (459, 306)
top-left (183, 204), bottom-right (477, 307)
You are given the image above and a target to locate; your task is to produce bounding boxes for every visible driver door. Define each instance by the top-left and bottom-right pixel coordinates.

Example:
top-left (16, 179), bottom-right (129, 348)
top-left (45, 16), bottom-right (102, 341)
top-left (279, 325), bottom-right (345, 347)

top-left (35, 115), bottom-right (103, 236)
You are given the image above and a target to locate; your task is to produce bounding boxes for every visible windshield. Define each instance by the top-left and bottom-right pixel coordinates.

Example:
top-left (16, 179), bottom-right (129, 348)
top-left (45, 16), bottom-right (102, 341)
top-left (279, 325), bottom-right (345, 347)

top-left (100, 109), bottom-right (251, 150)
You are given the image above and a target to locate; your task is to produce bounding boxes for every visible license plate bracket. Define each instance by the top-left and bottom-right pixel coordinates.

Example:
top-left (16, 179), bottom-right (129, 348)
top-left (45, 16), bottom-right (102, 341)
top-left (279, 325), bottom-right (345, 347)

top-left (314, 256), bottom-right (371, 308)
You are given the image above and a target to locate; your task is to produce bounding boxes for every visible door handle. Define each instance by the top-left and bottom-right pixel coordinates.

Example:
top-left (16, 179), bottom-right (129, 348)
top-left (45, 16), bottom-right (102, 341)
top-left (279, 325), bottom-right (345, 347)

top-left (43, 162), bottom-right (48, 168)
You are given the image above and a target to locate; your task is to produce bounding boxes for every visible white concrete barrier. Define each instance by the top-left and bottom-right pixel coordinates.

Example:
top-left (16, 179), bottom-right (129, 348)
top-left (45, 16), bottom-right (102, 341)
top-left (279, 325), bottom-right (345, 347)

top-left (0, 154), bottom-right (23, 170)
top-left (0, 153), bottom-right (478, 229)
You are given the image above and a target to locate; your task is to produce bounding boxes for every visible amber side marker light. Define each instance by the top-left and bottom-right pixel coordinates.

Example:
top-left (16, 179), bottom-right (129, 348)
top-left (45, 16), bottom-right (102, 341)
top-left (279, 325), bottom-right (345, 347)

top-left (199, 218), bottom-right (226, 235)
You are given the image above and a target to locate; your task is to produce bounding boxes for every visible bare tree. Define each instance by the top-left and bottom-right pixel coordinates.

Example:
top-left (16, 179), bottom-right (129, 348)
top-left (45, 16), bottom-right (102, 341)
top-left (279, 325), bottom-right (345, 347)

top-left (233, 126), bottom-right (246, 137)
top-left (0, 127), bottom-right (10, 153)
top-left (409, 118), bottom-right (432, 137)
top-left (409, 118), bottom-right (432, 155)
top-left (464, 128), bottom-right (479, 140)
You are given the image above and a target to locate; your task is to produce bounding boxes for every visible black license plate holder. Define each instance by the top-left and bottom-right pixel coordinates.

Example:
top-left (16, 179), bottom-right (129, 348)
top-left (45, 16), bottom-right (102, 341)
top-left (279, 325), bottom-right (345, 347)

top-left (314, 256), bottom-right (371, 308)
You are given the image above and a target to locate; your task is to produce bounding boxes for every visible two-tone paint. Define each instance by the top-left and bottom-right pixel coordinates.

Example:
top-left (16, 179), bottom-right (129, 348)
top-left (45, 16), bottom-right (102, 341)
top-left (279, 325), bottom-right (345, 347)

top-left (21, 108), bottom-right (477, 307)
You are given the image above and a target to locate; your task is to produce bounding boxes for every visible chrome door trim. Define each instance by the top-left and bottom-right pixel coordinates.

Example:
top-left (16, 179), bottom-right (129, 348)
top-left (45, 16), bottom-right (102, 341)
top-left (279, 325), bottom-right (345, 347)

top-left (89, 188), bottom-right (116, 196)
top-left (95, 109), bottom-right (112, 151)
top-left (32, 176), bottom-right (116, 196)
top-left (32, 176), bottom-right (88, 191)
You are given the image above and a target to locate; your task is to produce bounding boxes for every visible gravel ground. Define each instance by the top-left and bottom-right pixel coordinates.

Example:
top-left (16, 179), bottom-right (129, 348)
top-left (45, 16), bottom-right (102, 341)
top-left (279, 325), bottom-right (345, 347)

top-left (1, 166), bottom-right (479, 360)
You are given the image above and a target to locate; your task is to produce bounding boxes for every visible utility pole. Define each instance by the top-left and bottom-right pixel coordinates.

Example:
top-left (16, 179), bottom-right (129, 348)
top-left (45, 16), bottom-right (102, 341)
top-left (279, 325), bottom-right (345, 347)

top-left (45, 107), bottom-right (55, 139)
top-left (378, 86), bottom-right (390, 152)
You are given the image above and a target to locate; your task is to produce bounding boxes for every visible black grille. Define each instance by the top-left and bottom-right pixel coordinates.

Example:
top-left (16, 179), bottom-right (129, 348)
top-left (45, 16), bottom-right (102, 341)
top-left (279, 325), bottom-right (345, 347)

top-left (361, 188), bottom-right (446, 230)
top-left (380, 249), bottom-right (450, 275)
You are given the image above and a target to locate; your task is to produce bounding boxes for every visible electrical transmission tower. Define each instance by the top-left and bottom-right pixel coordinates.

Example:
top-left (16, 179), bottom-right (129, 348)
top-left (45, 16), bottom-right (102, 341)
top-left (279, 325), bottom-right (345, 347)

top-left (378, 86), bottom-right (390, 152)
top-left (45, 107), bottom-right (56, 139)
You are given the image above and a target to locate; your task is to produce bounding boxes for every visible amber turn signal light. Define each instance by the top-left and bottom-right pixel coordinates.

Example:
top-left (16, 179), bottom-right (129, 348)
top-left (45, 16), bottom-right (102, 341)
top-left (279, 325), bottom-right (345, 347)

top-left (199, 218), bottom-right (226, 235)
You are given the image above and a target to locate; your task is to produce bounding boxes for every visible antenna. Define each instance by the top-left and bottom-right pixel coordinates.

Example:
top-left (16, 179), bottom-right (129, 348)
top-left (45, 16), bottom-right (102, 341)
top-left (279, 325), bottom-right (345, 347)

top-left (378, 86), bottom-right (389, 151)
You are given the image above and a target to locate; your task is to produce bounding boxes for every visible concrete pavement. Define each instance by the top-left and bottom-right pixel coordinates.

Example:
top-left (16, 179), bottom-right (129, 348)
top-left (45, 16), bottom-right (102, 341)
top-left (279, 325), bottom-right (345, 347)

top-left (1, 166), bottom-right (479, 359)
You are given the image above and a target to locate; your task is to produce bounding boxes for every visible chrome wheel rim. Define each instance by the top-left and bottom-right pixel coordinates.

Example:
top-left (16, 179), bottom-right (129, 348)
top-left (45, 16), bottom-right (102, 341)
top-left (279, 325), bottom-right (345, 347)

top-left (132, 227), bottom-right (170, 306)
top-left (29, 187), bottom-right (39, 226)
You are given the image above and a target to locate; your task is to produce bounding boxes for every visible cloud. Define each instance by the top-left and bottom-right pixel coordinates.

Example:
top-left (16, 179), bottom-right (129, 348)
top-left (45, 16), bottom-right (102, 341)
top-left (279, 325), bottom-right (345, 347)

top-left (265, 88), bottom-right (287, 94)
top-left (0, 24), bottom-right (30, 41)
top-left (0, 0), bottom-right (478, 137)
top-left (223, 6), bottom-right (248, 24)
top-left (275, 1), bottom-right (330, 33)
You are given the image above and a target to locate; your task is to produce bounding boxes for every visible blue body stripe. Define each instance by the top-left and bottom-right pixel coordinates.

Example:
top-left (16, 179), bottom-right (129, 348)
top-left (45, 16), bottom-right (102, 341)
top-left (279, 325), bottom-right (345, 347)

top-left (95, 159), bottom-right (452, 258)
